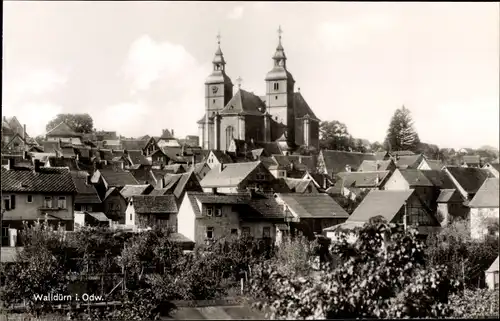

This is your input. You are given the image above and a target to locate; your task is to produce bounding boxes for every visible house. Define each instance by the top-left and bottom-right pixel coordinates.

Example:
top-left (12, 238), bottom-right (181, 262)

top-left (205, 150), bottom-right (237, 169)
top-left (324, 189), bottom-right (440, 243)
top-left (189, 162), bottom-right (212, 182)
top-left (70, 171), bottom-right (102, 212)
top-left (1, 161), bottom-right (77, 245)
top-left (485, 256), bottom-right (499, 290)
top-left (443, 166), bottom-right (494, 201)
top-left (392, 154), bottom-right (426, 169)
top-left (129, 166), bottom-right (157, 185)
top-left (163, 164), bottom-right (187, 174)
top-left (74, 211), bottom-right (111, 229)
top-left (436, 189), bottom-right (468, 226)
top-left (121, 139), bottom-right (148, 153)
top-left (120, 184), bottom-right (154, 201)
top-left (96, 169), bottom-right (140, 190)
top-left (125, 150), bottom-right (152, 167)
top-left (358, 159), bottom-right (396, 172)
top-left (178, 191), bottom-right (288, 245)
top-left (277, 154), bottom-right (317, 179)
top-left (468, 178), bottom-right (499, 240)
top-left (102, 187), bottom-right (128, 224)
top-left (200, 161), bottom-right (276, 193)
top-left (418, 159), bottom-right (444, 171)
top-left (317, 150), bottom-right (377, 178)
top-left (302, 172), bottom-right (333, 190)
top-left (125, 195), bottom-right (178, 230)
top-left (281, 178), bottom-right (318, 193)
top-left (45, 122), bottom-right (83, 145)
top-left (483, 162), bottom-right (500, 178)
top-left (260, 156), bottom-right (287, 179)
top-left (461, 155), bottom-right (481, 168)
top-left (332, 171), bottom-right (391, 200)
top-left (274, 193), bottom-right (349, 239)
top-left (153, 171), bottom-right (203, 203)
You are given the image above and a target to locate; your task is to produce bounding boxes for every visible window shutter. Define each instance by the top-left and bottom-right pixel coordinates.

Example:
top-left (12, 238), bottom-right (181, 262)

top-left (10, 195), bottom-right (16, 209)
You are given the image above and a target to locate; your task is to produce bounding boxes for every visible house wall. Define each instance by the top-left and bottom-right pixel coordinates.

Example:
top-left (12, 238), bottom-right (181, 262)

top-left (382, 170), bottom-right (410, 190)
top-left (269, 169), bottom-right (287, 179)
top-left (239, 221), bottom-right (277, 239)
top-left (220, 116), bottom-right (240, 151)
top-left (125, 202), bottom-right (135, 226)
top-left (470, 207), bottom-right (500, 240)
top-left (177, 197), bottom-right (197, 242)
top-left (202, 187), bottom-right (238, 193)
top-left (103, 194), bottom-right (127, 224)
top-left (195, 204), bottom-right (241, 243)
top-left (486, 271), bottom-right (499, 290)
top-left (206, 152), bottom-right (222, 169)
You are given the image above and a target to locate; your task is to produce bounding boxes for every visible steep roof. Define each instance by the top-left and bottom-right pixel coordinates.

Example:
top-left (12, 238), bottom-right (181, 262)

top-left (163, 164), bottom-right (187, 174)
top-left (131, 195), bottom-right (178, 214)
top-left (220, 89), bottom-right (266, 116)
top-left (45, 121), bottom-right (81, 137)
top-left (127, 150), bottom-right (151, 165)
top-left (425, 159), bottom-right (445, 170)
top-left (436, 189), bottom-right (463, 203)
top-left (99, 169), bottom-right (139, 187)
top-left (446, 167), bottom-right (494, 195)
top-left (129, 168), bottom-right (156, 185)
top-left (2, 166), bottom-right (76, 193)
top-left (282, 178), bottom-right (315, 193)
top-left (398, 169), bottom-right (435, 187)
top-left (210, 150), bottom-right (235, 164)
top-left (200, 161), bottom-right (262, 188)
top-left (394, 154), bottom-right (424, 169)
top-left (320, 150), bottom-right (376, 175)
top-left (336, 171), bottom-right (390, 188)
top-left (347, 190), bottom-right (415, 223)
top-left (43, 141), bottom-right (61, 154)
top-left (70, 171), bottom-right (101, 204)
top-left (468, 178), bottom-right (499, 208)
top-left (276, 193), bottom-right (349, 218)
top-left (358, 160), bottom-right (394, 172)
top-left (120, 184), bottom-right (152, 200)
top-left (121, 139), bottom-right (147, 151)
top-left (420, 170), bottom-right (455, 188)
top-left (293, 92), bottom-right (319, 121)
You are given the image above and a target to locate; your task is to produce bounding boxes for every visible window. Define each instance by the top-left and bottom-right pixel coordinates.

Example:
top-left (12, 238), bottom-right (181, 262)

top-left (225, 126), bottom-right (234, 150)
top-left (231, 229), bottom-right (238, 235)
top-left (44, 197), bottom-right (52, 208)
top-left (206, 227), bottom-right (214, 239)
top-left (213, 99), bottom-right (216, 104)
top-left (130, 213), bottom-right (132, 221)
top-left (3, 196), bottom-right (11, 211)
top-left (274, 82), bottom-right (279, 91)
top-left (58, 196), bottom-right (67, 209)
top-left (242, 227), bottom-right (250, 236)
top-left (27, 195), bottom-right (33, 203)
top-left (263, 227), bottom-right (271, 238)
top-left (275, 96), bottom-right (278, 100)
top-left (256, 173), bottom-right (266, 181)
top-left (207, 207), bottom-right (213, 217)
top-left (215, 207), bottom-right (222, 217)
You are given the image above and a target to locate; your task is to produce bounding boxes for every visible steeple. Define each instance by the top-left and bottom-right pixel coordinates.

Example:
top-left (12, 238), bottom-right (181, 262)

top-left (273, 25), bottom-right (287, 68)
top-left (212, 31), bottom-right (226, 71)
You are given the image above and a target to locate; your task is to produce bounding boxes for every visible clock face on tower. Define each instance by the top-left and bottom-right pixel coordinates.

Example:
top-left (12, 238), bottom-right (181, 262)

top-left (212, 86), bottom-right (218, 94)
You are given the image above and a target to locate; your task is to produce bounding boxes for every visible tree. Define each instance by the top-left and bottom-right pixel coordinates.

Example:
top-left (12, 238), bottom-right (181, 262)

top-left (45, 113), bottom-right (94, 134)
top-left (34, 135), bottom-right (45, 145)
top-left (319, 120), bottom-right (354, 151)
top-left (371, 141), bottom-right (384, 152)
top-left (384, 106), bottom-right (421, 152)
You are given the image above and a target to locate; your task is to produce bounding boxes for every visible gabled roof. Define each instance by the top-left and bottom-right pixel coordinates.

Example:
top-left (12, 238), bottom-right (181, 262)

top-left (420, 170), bottom-right (455, 188)
top-left (347, 189), bottom-right (415, 223)
top-left (148, 188), bottom-right (170, 196)
top-left (200, 161), bottom-right (263, 188)
top-left (276, 193), bottom-right (349, 218)
top-left (287, 155), bottom-right (316, 172)
top-left (43, 141), bottom-right (61, 154)
top-left (468, 178), bottom-right (499, 208)
top-left (120, 184), bottom-right (153, 200)
top-left (2, 166), bottom-right (76, 193)
top-left (129, 167), bottom-right (156, 185)
top-left (220, 89), bottom-right (266, 116)
top-left (293, 92), bottom-right (319, 121)
top-left (320, 150), bottom-right (376, 175)
top-left (121, 139), bottom-right (147, 151)
top-left (127, 150), bottom-right (151, 165)
top-left (131, 195), bottom-right (178, 214)
top-left (487, 256), bottom-right (499, 273)
top-left (46, 121), bottom-right (81, 137)
top-left (163, 164), bottom-right (187, 174)
top-left (398, 169), bottom-right (435, 187)
top-left (336, 171), bottom-right (390, 188)
top-left (160, 172), bottom-right (201, 199)
top-left (282, 178), bottom-right (315, 193)
top-left (445, 167), bottom-right (494, 195)
top-left (99, 169), bottom-right (139, 187)
top-left (210, 150), bottom-right (236, 164)
top-left (374, 151), bottom-right (390, 161)
top-left (394, 154), bottom-right (424, 169)
top-left (70, 171), bottom-right (101, 204)
top-left (436, 189), bottom-right (463, 203)
top-left (358, 159), bottom-right (394, 172)
top-left (484, 163), bottom-right (500, 172)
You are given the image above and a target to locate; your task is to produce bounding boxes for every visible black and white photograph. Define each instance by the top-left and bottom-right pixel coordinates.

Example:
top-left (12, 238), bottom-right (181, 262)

top-left (1, 1), bottom-right (499, 320)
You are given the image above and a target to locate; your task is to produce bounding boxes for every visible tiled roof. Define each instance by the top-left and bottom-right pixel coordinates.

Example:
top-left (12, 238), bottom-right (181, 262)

top-left (358, 160), bottom-right (394, 172)
top-left (260, 156), bottom-right (280, 170)
top-left (320, 150), bottom-right (376, 175)
top-left (200, 161), bottom-right (262, 187)
top-left (87, 212), bottom-right (109, 222)
top-left (282, 178), bottom-right (315, 193)
top-left (120, 184), bottom-right (153, 200)
top-left (468, 178), bottom-right (499, 208)
top-left (246, 194), bottom-right (287, 219)
top-left (348, 190), bottom-right (414, 223)
top-left (103, 187), bottom-right (121, 201)
top-left (164, 164), bottom-right (187, 174)
top-left (129, 168), bottom-right (157, 185)
top-left (127, 150), bottom-right (151, 165)
top-left (220, 89), bottom-right (266, 116)
top-left (486, 163), bottom-right (500, 172)
top-left (71, 171), bottom-right (101, 204)
top-left (48, 157), bottom-right (80, 170)
top-left (75, 147), bottom-right (90, 159)
top-left (287, 155), bottom-right (316, 172)
top-left (2, 166), bottom-right (77, 193)
top-left (148, 188), bottom-right (170, 196)
top-left (394, 154), bottom-right (424, 169)
top-left (103, 140), bottom-right (121, 148)
top-left (436, 189), bottom-right (463, 203)
top-left (131, 195), bottom-right (178, 214)
top-left (121, 139), bottom-right (147, 151)
top-left (99, 149), bottom-right (114, 161)
top-left (251, 149), bottom-right (264, 159)
top-left (423, 159), bottom-right (445, 170)
top-left (161, 147), bottom-right (189, 163)
top-left (99, 169), bottom-right (139, 187)
top-left (445, 167), bottom-right (494, 195)
top-left (398, 169), bottom-right (435, 187)
top-left (210, 150), bottom-right (235, 164)
top-left (172, 171), bottom-right (201, 199)
top-left (293, 92), bottom-right (319, 121)
top-left (45, 121), bottom-right (81, 137)
top-left (276, 193), bottom-right (349, 218)
top-left (336, 171), bottom-right (390, 188)
top-left (420, 170), bottom-right (455, 188)
top-left (192, 192), bottom-right (251, 205)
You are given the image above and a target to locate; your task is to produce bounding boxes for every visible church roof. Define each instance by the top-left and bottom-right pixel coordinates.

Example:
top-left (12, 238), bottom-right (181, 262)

top-left (205, 70), bottom-right (233, 85)
top-left (265, 66), bottom-right (295, 82)
top-left (220, 89), bottom-right (266, 116)
top-left (294, 92), bottom-right (319, 122)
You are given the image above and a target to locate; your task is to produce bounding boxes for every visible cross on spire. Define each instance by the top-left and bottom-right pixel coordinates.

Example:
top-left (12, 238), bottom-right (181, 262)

top-left (236, 76), bottom-right (242, 88)
top-left (278, 25), bottom-right (283, 43)
top-left (216, 31), bottom-right (221, 45)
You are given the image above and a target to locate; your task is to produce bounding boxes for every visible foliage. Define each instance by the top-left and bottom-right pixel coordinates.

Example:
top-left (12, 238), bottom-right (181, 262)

top-left (272, 236), bottom-right (316, 276)
top-left (250, 222), bottom-right (461, 319)
top-left (384, 105), bottom-right (421, 152)
top-left (330, 189), bottom-right (368, 214)
top-left (45, 113), bottom-right (94, 134)
top-left (426, 220), bottom-right (499, 288)
top-left (319, 120), bottom-right (354, 152)
top-left (449, 289), bottom-right (499, 318)
top-left (416, 142), bottom-right (441, 159)
top-left (34, 135), bottom-right (45, 145)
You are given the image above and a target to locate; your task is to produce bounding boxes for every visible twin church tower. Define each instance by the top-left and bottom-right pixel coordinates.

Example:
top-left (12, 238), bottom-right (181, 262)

top-left (197, 27), bottom-right (320, 152)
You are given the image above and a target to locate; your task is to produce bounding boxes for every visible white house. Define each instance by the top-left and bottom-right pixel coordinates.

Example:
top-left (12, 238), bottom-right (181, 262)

top-left (486, 256), bottom-right (499, 290)
top-left (467, 178), bottom-right (499, 240)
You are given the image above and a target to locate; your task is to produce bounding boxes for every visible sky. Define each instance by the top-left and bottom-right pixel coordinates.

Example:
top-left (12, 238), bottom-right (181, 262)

top-left (2, 1), bottom-right (499, 150)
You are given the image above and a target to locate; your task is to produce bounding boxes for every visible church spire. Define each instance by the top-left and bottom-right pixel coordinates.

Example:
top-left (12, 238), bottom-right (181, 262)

top-left (213, 31), bottom-right (226, 70)
top-left (273, 25), bottom-right (287, 67)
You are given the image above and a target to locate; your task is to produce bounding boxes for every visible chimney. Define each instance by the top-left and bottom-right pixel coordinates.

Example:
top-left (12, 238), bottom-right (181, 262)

top-left (34, 159), bottom-right (41, 172)
top-left (23, 124), bottom-right (26, 141)
top-left (211, 187), bottom-right (217, 194)
top-left (171, 129), bottom-right (174, 137)
top-left (219, 163), bottom-right (224, 173)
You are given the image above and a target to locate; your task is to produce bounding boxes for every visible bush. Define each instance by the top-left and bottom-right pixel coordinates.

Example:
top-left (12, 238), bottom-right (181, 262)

top-left (250, 222), bottom-right (461, 319)
top-left (450, 289), bottom-right (499, 318)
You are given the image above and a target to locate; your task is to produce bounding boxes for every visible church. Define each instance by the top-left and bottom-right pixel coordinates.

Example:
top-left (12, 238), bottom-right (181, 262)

top-left (197, 27), bottom-right (320, 153)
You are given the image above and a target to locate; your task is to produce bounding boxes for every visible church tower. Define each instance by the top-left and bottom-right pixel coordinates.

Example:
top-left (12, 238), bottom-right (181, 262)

top-left (202, 33), bottom-right (233, 149)
top-left (265, 26), bottom-right (295, 149)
